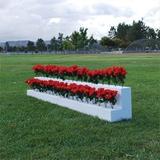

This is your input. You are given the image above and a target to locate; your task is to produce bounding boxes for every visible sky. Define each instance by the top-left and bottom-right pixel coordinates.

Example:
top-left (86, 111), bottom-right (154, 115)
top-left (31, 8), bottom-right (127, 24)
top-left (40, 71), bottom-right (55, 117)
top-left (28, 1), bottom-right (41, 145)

top-left (0, 0), bottom-right (160, 42)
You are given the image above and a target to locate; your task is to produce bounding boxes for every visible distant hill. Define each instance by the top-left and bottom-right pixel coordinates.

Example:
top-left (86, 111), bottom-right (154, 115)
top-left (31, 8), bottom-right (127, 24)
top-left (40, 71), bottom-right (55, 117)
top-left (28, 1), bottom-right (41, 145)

top-left (0, 40), bottom-right (29, 48)
top-left (0, 40), bottom-right (50, 48)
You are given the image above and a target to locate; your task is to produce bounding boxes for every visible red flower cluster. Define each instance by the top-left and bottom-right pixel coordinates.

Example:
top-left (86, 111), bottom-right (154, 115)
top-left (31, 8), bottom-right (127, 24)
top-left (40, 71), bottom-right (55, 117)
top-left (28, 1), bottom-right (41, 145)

top-left (26, 78), bottom-right (118, 105)
top-left (32, 64), bottom-right (127, 85)
top-left (32, 64), bottom-right (89, 78)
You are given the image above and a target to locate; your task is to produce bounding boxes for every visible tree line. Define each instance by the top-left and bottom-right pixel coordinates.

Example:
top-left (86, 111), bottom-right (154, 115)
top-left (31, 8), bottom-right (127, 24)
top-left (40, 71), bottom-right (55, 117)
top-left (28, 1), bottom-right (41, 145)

top-left (0, 20), bottom-right (160, 53)
top-left (1, 28), bottom-right (97, 53)
top-left (100, 20), bottom-right (160, 48)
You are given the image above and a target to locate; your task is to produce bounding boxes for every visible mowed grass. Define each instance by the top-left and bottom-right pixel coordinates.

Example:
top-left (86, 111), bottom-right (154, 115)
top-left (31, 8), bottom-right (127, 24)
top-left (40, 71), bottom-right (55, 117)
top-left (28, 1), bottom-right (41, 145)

top-left (0, 53), bottom-right (160, 160)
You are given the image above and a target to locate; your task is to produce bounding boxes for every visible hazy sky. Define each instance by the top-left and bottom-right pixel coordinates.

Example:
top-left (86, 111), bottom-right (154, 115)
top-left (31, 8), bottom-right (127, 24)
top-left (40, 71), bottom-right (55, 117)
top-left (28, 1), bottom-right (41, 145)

top-left (0, 0), bottom-right (160, 41)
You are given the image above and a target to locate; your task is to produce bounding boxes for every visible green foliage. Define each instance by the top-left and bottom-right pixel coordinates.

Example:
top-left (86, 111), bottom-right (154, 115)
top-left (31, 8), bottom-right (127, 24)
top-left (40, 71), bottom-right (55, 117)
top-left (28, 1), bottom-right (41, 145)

top-left (4, 42), bottom-right (10, 52)
top-left (70, 27), bottom-right (89, 49)
top-left (116, 23), bottom-right (131, 41)
top-left (70, 31), bottom-right (81, 49)
top-left (48, 28), bottom-right (96, 51)
top-left (36, 38), bottom-right (46, 52)
top-left (108, 26), bottom-right (116, 39)
top-left (63, 36), bottom-right (74, 50)
top-left (0, 47), bottom-right (3, 52)
top-left (88, 35), bottom-right (97, 48)
top-left (27, 41), bottom-right (35, 52)
top-left (70, 27), bottom-right (96, 50)
top-left (106, 20), bottom-right (160, 48)
top-left (50, 36), bottom-right (57, 50)
top-left (127, 20), bottom-right (147, 41)
top-left (100, 37), bottom-right (116, 47)
top-left (113, 38), bottom-right (129, 48)
top-left (146, 28), bottom-right (157, 39)
top-left (57, 33), bottom-right (64, 51)
top-left (156, 29), bottom-right (160, 39)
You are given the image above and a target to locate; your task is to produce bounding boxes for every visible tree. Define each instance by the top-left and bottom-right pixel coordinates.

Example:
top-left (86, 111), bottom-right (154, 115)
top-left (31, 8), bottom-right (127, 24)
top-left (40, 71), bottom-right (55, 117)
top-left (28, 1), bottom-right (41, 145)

top-left (70, 27), bottom-right (89, 50)
top-left (116, 23), bottom-right (131, 41)
top-left (88, 35), bottom-right (97, 48)
top-left (63, 36), bottom-right (74, 50)
top-left (18, 46), bottom-right (27, 52)
top-left (107, 20), bottom-right (159, 49)
top-left (27, 41), bottom-right (35, 52)
top-left (10, 46), bottom-right (18, 52)
top-left (127, 20), bottom-right (147, 41)
top-left (4, 42), bottom-right (10, 52)
top-left (112, 38), bottom-right (128, 48)
top-left (0, 47), bottom-right (3, 52)
top-left (108, 26), bottom-right (116, 39)
top-left (36, 38), bottom-right (46, 52)
top-left (70, 30), bottom-right (81, 50)
top-left (156, 29), bottom-right (160, 39)
top-left (79, 27), bottom-right (88, 49)
top-left (57, 33), bottom-right (63, 51)
top-left (50, 37), bottom-right (57, 51)
top-left (100, 37), bottom-right (115, 48)
top-left (146, 27), bottom-right (157, 39)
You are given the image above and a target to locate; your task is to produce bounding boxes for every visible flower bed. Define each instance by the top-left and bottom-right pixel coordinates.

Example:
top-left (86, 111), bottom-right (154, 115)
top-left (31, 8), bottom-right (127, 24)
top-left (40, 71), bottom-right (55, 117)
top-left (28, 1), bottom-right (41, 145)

top-left (26, 78), bottom-right (118, 107)
top-left (26, 64), bottom-right (132, 122)
top-left (32, 64), bottom-right (127, 85)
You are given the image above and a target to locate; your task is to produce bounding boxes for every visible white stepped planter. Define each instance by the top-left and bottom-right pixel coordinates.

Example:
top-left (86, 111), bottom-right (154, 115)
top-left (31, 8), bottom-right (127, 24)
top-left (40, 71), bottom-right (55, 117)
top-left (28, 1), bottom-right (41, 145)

top-left (27, 77), bottom-right (132, 122)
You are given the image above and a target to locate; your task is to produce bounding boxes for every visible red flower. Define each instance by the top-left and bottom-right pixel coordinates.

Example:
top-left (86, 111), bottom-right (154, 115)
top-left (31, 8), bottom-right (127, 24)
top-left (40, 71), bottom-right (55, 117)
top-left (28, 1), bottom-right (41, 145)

top-left (77, 67), bottom-right (89, 76)
top-left (32, 64), bottom-right (127, 85)
top-left (32, 64), bottom-right (44, 72)
top-left (26, 78), bottom-right (118, 105)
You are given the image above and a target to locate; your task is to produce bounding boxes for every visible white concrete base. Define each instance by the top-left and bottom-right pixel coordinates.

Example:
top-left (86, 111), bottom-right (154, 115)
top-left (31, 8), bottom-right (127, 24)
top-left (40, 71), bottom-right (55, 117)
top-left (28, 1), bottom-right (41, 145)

top-left (35, 77), bottom-right (132, 119)
top-left (27, 88), bottom-right (132, 122)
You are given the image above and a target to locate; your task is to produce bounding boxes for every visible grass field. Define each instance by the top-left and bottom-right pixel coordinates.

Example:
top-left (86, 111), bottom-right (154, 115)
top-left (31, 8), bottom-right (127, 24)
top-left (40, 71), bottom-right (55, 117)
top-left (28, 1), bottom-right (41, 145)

top-left (0, 53), bottom-right (160, 160)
